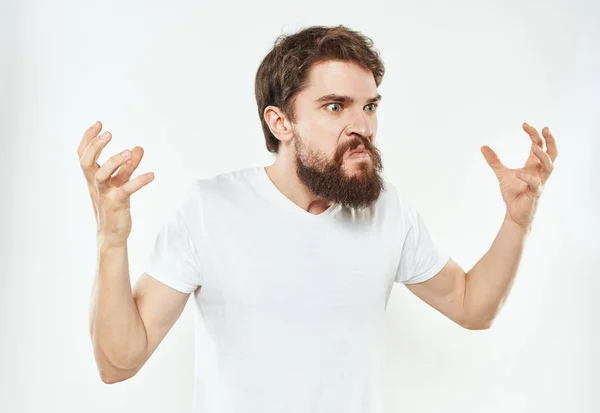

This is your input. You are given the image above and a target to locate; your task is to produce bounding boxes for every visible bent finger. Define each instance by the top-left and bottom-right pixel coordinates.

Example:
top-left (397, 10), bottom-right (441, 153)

top-left (80, 132), bottom-right (113, 182)
top-left (517, 169), bottom-right (543, 197)
top-left (522, 122), bottom-right (544, 148)
top-left (119, 172), bottom-right (155, 197)
top-left (532, 144), bottom-right (554, 179)
top-left (542, 126), bottom-right (559, 163)
top-left (95, 149), bottom-right (133, 186)
top-left (77, 121), bottom-right (102, 158)
top-left (112, 146), bottom-right (144, 187)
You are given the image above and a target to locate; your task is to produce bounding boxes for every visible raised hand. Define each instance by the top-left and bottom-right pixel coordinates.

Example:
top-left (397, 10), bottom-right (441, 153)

top-left (77, 121), bottom-right (155, 247)
top-left (480, 122), bottom-right (558, 229)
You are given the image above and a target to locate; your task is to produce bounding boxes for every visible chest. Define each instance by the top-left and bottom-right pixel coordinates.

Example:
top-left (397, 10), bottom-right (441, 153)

top-left (199, 214), bottom-right (400, 315)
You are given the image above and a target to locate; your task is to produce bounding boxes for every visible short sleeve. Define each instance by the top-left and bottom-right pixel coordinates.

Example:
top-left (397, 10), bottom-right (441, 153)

top-left (394, 188), bottom-right (449, 285)
top-left (143, 191), bottom-right (203, 294)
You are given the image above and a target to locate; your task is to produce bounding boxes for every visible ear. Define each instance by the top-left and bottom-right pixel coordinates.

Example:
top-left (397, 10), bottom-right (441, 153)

top-left (264, 105), bottom-right (295, 144)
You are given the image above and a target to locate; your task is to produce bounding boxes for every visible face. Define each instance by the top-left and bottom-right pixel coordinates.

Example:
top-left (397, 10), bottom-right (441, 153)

top-left (290, 59), bottom-right (385, 209)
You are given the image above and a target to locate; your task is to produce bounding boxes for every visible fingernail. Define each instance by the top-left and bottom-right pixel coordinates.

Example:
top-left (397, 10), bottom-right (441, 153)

top-left (101, 132), bottom-right (110, 140)
top-left (121, 149), bottom-right (131, 157)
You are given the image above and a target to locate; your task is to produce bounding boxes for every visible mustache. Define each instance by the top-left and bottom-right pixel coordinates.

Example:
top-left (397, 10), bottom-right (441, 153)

top-left (339, 137), bottom-right (377, 156)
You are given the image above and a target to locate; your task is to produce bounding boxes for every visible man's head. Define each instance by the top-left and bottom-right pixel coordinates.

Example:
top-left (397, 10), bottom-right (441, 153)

top-left (255, 25), bottom-right (386, 209)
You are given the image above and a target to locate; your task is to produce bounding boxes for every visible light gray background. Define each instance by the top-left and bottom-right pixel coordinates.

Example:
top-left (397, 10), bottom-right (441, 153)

top-left (1, 0), bottom-right (598, 412)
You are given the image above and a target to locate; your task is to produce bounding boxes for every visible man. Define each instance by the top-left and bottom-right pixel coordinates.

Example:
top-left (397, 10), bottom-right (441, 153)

top-left (81, 25), bottom-right (558, 413)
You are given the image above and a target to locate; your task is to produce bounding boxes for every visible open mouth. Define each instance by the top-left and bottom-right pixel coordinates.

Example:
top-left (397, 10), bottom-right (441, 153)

top-left (349, 151), bottom-right (370, 159)
top-left (348, 145), bottom-right (370, 160)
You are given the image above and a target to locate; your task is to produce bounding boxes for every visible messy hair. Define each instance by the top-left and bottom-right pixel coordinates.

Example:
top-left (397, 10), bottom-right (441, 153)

top-left (254, 25), bottom-right (385, 153)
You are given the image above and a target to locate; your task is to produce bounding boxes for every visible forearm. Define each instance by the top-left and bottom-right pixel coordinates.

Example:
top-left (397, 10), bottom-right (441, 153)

top-left (463, 211), bottom-right (531, 328)
top-left (89, 241), bottom-right (148, 376)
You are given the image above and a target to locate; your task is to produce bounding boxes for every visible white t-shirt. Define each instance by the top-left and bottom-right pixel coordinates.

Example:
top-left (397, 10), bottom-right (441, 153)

top-left (144, 165), bottom-right (449, 413)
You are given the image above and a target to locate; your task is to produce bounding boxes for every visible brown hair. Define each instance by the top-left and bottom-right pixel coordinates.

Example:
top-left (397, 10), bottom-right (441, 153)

top-left (254, 25), bottom-right (385, 154)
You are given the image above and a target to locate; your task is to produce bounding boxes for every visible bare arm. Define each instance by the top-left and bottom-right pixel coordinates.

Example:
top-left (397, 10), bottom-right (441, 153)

top-left (406, 122), bottom-right (557, 330)
top-left (89, 243), bottom-right (146, 382)
top-left (463, 122), bottom-right (556, 327)
top-left (462, 212), bottom-right (530, 328)
top-left (405, 211), bottom-right (530, 330)
top-left (79, 121), bottom-right (190, 384)
top-left (89, 242), bottom-right (190, 384)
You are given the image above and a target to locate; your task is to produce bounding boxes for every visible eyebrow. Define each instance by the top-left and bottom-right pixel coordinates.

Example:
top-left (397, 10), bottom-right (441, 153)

top-left (314, 93), bottom-right (382, 105)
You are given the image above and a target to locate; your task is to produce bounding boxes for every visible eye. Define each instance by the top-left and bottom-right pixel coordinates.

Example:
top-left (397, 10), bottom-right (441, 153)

top-left (365, 103), bottom-right (378, 112)
top-left (326, 103), bottom-right (343, 112)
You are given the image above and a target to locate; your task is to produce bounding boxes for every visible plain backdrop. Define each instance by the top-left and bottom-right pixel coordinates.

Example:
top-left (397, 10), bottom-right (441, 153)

top-left (1, 0), bottom-right (598, 412)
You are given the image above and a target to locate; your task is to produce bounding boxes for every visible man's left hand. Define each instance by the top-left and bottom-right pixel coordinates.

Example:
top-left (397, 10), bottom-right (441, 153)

top-left (480, 122), bottom-right (559, 229)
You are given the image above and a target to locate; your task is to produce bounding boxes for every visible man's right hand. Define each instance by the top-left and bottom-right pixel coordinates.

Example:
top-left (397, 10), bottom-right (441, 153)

top-left (77, 121), bottom-right (155, 247)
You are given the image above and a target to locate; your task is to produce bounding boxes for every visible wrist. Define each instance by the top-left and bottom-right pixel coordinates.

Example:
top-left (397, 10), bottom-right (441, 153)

top-left (503, 211), bottom-right (532, 235)
top-left (97, 234), bottom-right (128, 251)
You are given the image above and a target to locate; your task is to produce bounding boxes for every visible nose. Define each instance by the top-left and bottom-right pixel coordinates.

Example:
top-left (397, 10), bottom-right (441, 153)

top-left (344, 111), bottom-right (373, 141)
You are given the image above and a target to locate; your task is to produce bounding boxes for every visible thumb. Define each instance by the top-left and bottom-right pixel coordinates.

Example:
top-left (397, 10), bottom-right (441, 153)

top-left (480, 145), bottom-right (506, 179)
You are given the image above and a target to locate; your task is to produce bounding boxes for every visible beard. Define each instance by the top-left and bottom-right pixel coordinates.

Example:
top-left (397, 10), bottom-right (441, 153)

top-left (293, 131), bottom-right (385, 210)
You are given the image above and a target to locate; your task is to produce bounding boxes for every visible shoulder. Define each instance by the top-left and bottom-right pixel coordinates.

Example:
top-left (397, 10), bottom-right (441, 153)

top-left (192, 166), bottom-right (258, 198)
top-left (379, 180), bottom-right (422, 232)
top-left (180, 166), bottom-right (261, 221)
top-left (172, 168), bottom-right (250, 213)
top-left (380, 180), bottom-right (411, 215)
